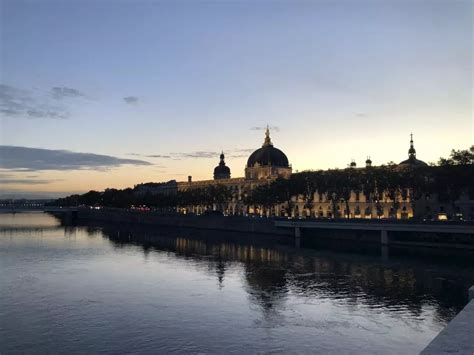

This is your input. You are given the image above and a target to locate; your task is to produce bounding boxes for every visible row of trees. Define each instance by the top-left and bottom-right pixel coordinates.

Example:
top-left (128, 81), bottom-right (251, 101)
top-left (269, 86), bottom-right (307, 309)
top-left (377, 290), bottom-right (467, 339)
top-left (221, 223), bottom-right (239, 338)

top-left (51, 184), bottom-right (233, 211)
top-left (245, 163), bottom-right (473, 218)
top-left (244, 146), bottom-right (473, 217)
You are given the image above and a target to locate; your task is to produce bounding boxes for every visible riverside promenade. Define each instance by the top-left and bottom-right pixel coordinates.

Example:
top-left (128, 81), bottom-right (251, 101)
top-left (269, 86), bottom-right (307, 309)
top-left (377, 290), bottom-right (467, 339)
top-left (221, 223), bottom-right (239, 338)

top-left (421, 286), bottom-right (474, 354)
top-left (74, 209), bottom-right (474, 251)
top-left (275, 219), bottom-right (474, 250)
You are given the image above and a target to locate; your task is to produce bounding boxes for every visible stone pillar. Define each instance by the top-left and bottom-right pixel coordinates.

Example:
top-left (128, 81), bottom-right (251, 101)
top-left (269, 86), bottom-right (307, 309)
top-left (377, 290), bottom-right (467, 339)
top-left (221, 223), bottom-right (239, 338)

top-left (381, 230), bottom-right (389, 245)
top-left (295, 227), bottom-right (301, 238)
top-left (295, 227), bottom-right (301, 248)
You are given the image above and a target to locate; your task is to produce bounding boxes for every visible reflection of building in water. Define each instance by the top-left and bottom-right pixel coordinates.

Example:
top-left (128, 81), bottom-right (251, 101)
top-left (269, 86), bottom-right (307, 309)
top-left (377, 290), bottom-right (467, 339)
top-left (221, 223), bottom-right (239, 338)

top-left (134, 130), bottom-right (472, 220)
top-left (100, 225), bottom-right (471, 321)
top-left (175, 237), bottom-right (286, 264)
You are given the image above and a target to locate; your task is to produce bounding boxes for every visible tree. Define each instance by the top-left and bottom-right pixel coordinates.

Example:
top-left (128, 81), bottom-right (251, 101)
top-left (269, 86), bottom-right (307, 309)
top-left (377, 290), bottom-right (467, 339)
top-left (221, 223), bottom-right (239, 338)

top-left (438, 146), bottom-right (474, 166)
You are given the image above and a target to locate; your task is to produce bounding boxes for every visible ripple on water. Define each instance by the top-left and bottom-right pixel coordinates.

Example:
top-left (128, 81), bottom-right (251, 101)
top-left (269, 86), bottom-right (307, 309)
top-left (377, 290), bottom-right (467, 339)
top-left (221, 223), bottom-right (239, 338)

top-left (1, 213), bottom-right (473, 354)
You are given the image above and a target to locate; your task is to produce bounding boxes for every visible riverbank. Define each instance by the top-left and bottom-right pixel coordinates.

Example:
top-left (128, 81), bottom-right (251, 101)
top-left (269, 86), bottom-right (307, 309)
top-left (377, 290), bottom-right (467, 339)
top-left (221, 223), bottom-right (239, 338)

top-left (77, 208), bottom-right (293, 236)
top-left (75, 209), bottom-right (474, 254)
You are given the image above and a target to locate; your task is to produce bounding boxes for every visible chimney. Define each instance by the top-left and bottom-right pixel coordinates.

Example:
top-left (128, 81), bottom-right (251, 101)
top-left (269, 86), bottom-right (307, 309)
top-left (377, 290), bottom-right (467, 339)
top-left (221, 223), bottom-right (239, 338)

top-left (188, 176), bottom-right (192, 183)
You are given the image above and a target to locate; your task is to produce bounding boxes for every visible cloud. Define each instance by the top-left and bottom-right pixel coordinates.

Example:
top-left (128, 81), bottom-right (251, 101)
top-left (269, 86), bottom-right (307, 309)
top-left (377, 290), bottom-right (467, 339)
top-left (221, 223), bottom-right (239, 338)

top-left (0, 178), bottom-right (54, 185)
top-left (127, 148), bottom-right (255, 160)
top-left (51, 87), bottom-right (86, 100)
top-left (250, 125), bottom-right (280, 132)
top-left (146, 154), bottom-right (172, 158)
top-left (0, 172), bottom-right (61, 185)
top-left (127, 153), bottom-right (172, 158)
top-left (26, 109), bottom-right (68, 119)
top-left (0, 189), bottom-right (81, 199)
top-left (226, 148), bottom-right (255, 158)
top-left (0, 84), bottom-right (70, 119)
top-left (175, 151), bottom-right (217, 159)
top-left (127, 152), bottom-right (216, 159)
top-left (0, 146), bottom-right (152, 172)
top-left (123, 96), bottom-right (139, 104)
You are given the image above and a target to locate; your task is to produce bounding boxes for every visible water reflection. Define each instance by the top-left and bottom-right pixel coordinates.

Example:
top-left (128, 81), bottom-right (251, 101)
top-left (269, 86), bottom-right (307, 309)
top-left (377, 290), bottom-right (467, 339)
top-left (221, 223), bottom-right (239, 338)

top-left (2, 213), bottom-right (474, 354)
top-left (97, 222), bottom-right (473, 324)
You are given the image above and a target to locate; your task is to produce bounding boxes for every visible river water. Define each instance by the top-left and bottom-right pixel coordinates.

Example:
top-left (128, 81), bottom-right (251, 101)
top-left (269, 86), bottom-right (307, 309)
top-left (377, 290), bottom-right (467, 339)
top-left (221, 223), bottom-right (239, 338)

top-left (1, 213), bottom-right (473, 354)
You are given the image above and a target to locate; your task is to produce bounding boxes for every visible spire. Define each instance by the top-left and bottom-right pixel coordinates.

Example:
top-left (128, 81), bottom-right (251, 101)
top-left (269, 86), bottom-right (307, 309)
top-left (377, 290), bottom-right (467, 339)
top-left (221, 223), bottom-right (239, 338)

top-left (219, 151), bottom-right (225, 165)
top-left (263, 125), bottom-right (273, 147)
top-left (408, 133), bottom-right (416, 158)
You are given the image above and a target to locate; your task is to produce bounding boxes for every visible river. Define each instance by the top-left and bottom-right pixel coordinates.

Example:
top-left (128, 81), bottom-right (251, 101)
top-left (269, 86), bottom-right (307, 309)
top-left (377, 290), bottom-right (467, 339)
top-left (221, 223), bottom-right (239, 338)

top-left (1, 212), bottom-right (473, 354)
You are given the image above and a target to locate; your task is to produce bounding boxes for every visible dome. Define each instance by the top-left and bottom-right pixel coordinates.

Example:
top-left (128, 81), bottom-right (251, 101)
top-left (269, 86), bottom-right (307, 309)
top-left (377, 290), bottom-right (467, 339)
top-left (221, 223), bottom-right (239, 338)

top-left (247, 146), bottom-right (289, 168)
top-left (214, 152), bottom-right (231, 179)
top-left (398, 134), bottom-right (428, 168)
top-left (365, 156), bottom-right (372, 167)
top-left (399, 156), bottom-right (428, 168)
top-left (214, 164), bottom-right (230, 175)
top-left (247, 128), bottom-right (289, 168)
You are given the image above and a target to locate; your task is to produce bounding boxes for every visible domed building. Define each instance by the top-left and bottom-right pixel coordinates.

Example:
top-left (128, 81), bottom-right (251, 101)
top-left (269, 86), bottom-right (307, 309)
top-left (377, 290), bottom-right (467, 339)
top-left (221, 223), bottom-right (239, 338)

top-left (245, 127), bottom-right (292, 180)
top-left (398, 134), bottom-right (428, 168)
top-left (153, 129), bottom-right (469, 221)
top-left (213, 152), bottom-right (231, 180)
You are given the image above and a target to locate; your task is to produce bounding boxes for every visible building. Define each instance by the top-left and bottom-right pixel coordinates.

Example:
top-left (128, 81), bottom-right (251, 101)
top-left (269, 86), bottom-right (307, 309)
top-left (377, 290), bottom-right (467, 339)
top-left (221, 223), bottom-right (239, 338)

top-left (176, 127), bottom-right (290, 215)
top-left (143, 131), bottom-right (473, 220)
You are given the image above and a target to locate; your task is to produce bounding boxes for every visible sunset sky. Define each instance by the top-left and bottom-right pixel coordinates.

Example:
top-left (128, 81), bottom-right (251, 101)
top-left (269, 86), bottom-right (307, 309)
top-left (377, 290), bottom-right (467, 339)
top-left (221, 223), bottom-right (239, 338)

top-left (0, 0), bottom-right (472, 198)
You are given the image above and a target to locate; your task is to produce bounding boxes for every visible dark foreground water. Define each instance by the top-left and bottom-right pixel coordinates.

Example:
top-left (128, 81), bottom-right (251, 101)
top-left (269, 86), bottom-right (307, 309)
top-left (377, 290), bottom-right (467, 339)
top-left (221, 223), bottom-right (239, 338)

top-left (1, 213), bottom-right (473, 354)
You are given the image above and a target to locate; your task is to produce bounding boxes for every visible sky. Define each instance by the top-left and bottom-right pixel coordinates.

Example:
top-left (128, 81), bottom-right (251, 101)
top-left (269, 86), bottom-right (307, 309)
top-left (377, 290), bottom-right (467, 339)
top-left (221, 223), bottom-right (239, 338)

top-left (0, 0), bottom-right (472, 198)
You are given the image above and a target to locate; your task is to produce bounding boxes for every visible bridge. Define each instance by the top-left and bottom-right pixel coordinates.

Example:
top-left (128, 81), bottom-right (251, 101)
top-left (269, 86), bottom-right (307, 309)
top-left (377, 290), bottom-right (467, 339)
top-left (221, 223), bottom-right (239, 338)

top-left (0, 207), bottom-right (78, 213)
top-left (275, 219), bottom-right (474, 249)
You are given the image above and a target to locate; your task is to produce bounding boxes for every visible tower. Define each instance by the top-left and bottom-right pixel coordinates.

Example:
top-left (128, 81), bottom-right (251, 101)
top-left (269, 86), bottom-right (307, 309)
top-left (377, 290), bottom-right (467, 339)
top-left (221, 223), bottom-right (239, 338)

top-left (398, 133), bottom-right (428, 168)
top-left (213, 151), bottom-right (231, 180)
top-left (408, 133), bottom-right (416, 158)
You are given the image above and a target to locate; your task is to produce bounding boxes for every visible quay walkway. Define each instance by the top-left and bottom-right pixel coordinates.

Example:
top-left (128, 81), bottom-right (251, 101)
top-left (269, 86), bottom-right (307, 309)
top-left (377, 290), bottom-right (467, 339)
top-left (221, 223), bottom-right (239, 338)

top-left (421, 286), bottom-right (474, 354)
top-left (275, 219), bottom-right (474, 249)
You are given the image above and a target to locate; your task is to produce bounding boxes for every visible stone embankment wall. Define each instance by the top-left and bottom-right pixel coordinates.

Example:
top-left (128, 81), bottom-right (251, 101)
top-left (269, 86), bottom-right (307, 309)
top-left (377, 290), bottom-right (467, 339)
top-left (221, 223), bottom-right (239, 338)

top-left (421, 286), bottom-right (474, 354)
top-left (77, 209), bottom-right (293, 236)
